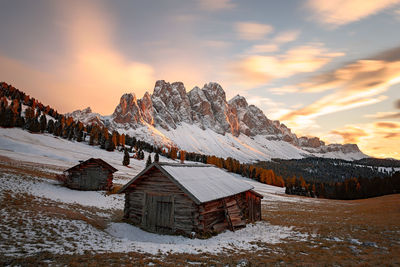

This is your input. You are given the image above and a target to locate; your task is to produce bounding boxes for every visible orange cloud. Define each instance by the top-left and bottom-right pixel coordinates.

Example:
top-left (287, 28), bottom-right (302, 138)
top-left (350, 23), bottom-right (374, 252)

top-left (232, 43), bottom-right (344, 87)
top-left (330, 126), bottom-right (368, 143)
top-left (247, 30), bottom-right (300, 54)
top-left (385, 132), bottom-right (400, 139)
top-left (235, 22), bottom-right (274, 40)
top-left (273, 30), bottom-right (301, 44)
top-left (327, 121), bottom-right (400, 159)
top-left (0, 1), bottom-right (157, 114)
top-left (306, 0), bottom-right (400, 27)
top-left (280, 47), bottom-right (400, 133)
top-left (365, 111), bottom-right (400, 119)
top-left (299, 59), bottom-right (400, 93)
top-left (375, 121), bottom-right (400, 129)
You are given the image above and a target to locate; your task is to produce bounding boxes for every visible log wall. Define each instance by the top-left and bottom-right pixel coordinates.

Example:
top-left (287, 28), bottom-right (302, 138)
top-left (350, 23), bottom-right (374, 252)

top-left (123, 166), bottom-right (262, 236)
top-left (65, 164), bottom-right (112, 191)
top-left (124, 167), bottom-right (198, 235)
top-left (196, 191), bottom-right (262, 234)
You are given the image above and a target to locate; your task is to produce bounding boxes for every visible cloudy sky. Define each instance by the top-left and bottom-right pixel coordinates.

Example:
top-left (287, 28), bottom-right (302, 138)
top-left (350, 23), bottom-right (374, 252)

top-left (1, 0), bottom-right (399, 159)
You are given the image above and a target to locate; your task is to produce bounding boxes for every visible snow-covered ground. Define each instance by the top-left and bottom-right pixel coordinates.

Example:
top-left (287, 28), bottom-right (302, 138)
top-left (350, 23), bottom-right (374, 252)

top-left (0, 127), bottom-right (151, 178)
top-left (0, 127), bottom-right (314, 256)
top-left (116, 123), bottom-right (367, 162)
top-left (0, 170), bottom-right (308, 257)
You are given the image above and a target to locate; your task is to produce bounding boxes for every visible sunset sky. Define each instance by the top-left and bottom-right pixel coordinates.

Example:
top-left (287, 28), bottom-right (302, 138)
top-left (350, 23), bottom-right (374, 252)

top-left (0, 0), bottom-right (399, 159)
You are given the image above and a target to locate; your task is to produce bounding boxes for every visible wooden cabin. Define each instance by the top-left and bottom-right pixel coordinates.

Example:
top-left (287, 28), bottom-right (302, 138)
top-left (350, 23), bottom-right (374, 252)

top-left (118, 162), bottom-right (263, 236)
top-left (61, 158), bottom-right (117, 191)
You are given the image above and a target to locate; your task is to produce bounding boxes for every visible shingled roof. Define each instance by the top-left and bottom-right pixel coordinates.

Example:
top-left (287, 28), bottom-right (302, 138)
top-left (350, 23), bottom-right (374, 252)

top-left (65, 158), bottom-right (118, 173)
top-left (118, 162), bottom-right (254, 204)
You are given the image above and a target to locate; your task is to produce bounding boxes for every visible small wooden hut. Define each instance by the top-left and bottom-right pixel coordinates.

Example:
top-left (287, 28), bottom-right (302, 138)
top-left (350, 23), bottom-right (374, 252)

top-left (118, 162), bottom-right (263, 236)
top-left (61, 158), bottom-right (117, 191)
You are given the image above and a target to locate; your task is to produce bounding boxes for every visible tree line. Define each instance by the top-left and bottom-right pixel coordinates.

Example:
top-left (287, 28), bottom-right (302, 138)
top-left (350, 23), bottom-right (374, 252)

top-left (285, 172), bottom-right (400, 200)
top-left (2, 81), bottom-right (399, 199)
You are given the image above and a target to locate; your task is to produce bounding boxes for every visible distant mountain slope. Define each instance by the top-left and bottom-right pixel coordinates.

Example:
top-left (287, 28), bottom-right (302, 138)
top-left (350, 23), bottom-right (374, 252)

top-left (67, 80), bottom-right (368, 162)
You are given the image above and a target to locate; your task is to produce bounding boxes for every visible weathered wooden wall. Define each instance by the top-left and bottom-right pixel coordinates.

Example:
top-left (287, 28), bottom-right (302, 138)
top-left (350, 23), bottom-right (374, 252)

top-left (124, 167), bottom-right (198, 235)
top-left (65, 164), bottom-right (112, 191)
top-left (196, 193), bottom-right (245, 233)
top-left (123, 167), bottom-right (262, 236)
top-left (245, 191), bottom-right (262, 222)
top-left (196, 191), bottom-right (262, 234)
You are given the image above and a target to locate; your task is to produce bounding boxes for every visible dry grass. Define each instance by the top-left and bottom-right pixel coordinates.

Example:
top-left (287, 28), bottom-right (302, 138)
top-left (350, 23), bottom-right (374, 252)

top-left (108, 184), bottom-right (123, 195)
top-left (0, 156), bottom-right (399, 266)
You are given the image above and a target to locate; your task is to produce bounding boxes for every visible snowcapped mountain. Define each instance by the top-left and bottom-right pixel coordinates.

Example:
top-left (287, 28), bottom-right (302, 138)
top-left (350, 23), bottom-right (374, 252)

top-left (67, 80), bottom-right (367, 162)
top-left (65, 107), bottom-right (104, 126)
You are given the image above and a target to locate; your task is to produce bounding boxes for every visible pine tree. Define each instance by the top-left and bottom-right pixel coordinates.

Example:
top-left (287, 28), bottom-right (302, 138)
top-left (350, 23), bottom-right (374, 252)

top-left (39, 114), bottom-right (47, 132)
top-left (123, 149), bottom-right (130, 166)
top-left (47, 119), bottom-right (55, 134)
top-left (77, 130), bottom-right (83, 142)
top-left (146, 154), bottom-right (152, 167)
top-left (4, 107), bottom-right (15, 127)
top-left (154, 152), bottom-right (159, 163)
top-left (105, 136), bottom-right (115, 151)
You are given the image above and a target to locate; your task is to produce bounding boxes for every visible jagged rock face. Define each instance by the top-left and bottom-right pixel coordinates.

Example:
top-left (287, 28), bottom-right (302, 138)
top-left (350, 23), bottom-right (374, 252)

top-left (200, 82), bottom-right (233, 135)
top-left (188, 86), bottom-right (216, 130)
top-left (112, 93), bottom-right (142, 125)
top-left (299, 137), bottom-right (325, 148)
top-left (151, 80), bottom-right (192, 130)
top-left (65, 107), bottom-right (103, 126)
top-left (271, 120), bottom-right (299, 144)
top-left (137, 92), bottom-right (153, 125)
top-left (229, 95), bottom-right (281, 136)
top-left (67, 79), bottom-right (364, 157)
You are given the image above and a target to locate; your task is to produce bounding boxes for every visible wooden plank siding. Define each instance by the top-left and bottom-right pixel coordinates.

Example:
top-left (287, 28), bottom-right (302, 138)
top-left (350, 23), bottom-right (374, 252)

top-left (122, 166), bottom-right (263, 236)
top-left (123, 167), bottom-right (198, 235)
top-left (65, 164), bottom-right (113, 191)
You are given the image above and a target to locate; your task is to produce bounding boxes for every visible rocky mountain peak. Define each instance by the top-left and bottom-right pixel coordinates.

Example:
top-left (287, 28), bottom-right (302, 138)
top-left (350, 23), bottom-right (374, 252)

top-left (229, 95), bottom-right (248, 109)
top-left (112, 93), bottom-right (141, 125)
top-left (65, 107), bottom-right (102, 126)
top-left (81, 107), bottom-right (92, 114)
top-left (137, 92), bottom-right (153, 125)
top-left (151, 80), bottom-right (192, 129)
top-left (202, 82), bottom-right (227, 103)
top-left (67, 79), bottom-right (365, 159)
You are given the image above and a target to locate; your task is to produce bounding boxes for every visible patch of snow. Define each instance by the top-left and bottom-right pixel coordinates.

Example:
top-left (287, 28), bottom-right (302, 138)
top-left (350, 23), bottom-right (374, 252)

top-left (105, 221), bottom-right (308, 254)
top-left (0, 127), bottom-right (170, 179)
top-left (349, 238), bottom-right (362, 245)
top-left (1, 172), bottom-right (123, 209)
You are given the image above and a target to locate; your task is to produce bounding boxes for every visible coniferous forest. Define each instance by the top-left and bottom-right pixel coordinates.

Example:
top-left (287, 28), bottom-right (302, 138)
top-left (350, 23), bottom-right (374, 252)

top-left (1, 81), bottom-right (399, 200)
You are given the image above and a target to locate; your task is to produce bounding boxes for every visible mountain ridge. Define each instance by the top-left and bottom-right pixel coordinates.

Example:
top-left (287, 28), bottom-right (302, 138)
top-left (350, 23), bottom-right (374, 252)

top-left (66, 80), bottom-right (367, 162)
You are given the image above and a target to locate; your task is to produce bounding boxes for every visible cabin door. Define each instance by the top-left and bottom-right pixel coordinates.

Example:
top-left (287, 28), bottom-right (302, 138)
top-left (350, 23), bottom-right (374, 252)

top-left (143, 193), bottom-right (174, 233)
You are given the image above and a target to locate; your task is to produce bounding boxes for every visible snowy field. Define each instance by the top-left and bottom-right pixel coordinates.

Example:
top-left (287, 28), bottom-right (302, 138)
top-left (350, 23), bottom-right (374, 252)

top-left (0, 168), bottom-right (309, 257)
top-left (117, 123), bottom-right (367, 162)
top-left (0, 127), bottom-right (313, 257)
top-left (1, 127), bottom-right (399, 267)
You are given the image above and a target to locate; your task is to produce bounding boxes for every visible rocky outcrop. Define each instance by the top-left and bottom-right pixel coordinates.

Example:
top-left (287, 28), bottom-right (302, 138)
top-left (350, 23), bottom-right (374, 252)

top-left (151, 80), bottom-right (192, 130)
top-left (65, 107), bottom-right (103, 126)
top-left (112, 93), bottom-right (142, 125)
top-left (67, 80), bottom-right (364, 157)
